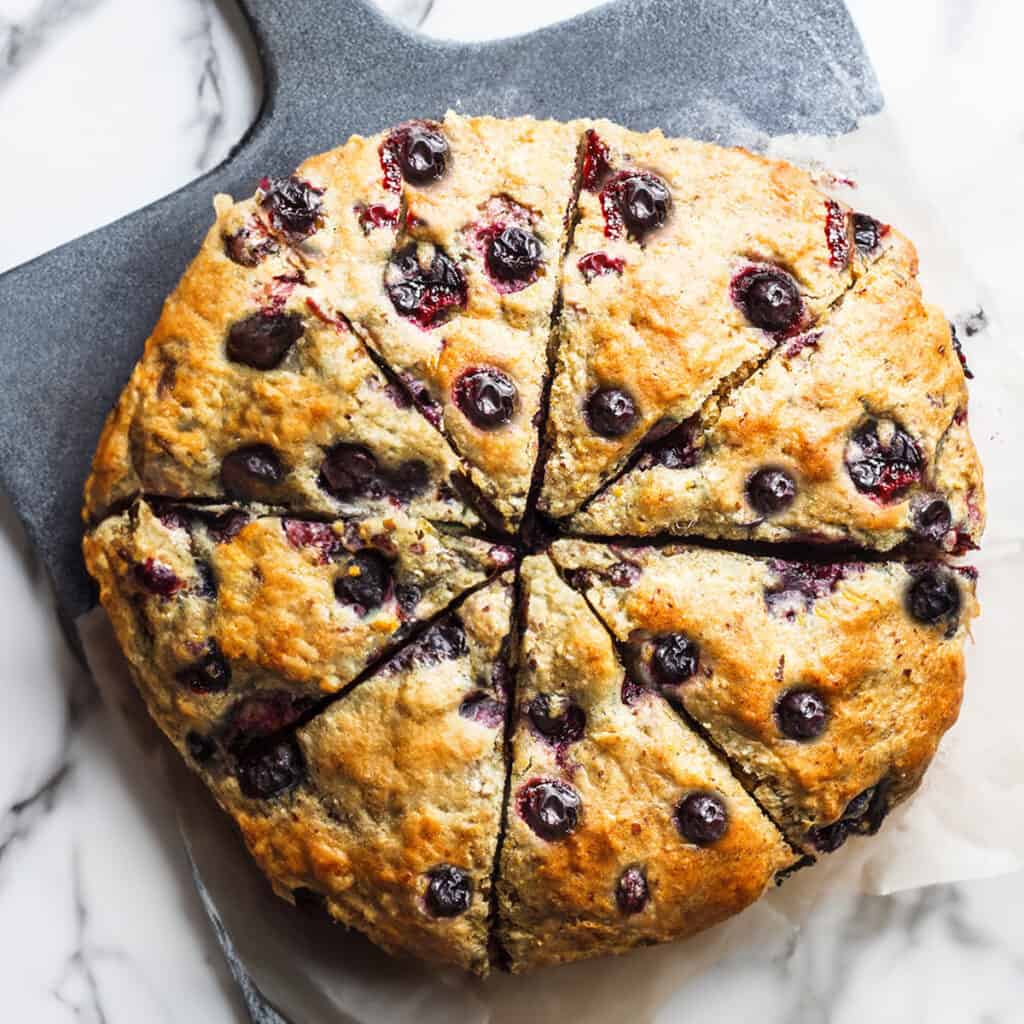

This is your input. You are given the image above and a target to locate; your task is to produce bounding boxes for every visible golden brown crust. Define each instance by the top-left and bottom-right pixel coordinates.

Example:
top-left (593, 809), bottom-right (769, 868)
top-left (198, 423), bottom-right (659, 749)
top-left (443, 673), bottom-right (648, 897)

top-left (229, 577), bottom-right (513, 975)
top-left (497, 556), bottom-right (793, 971)
top-left (540, 121), bottom-right (856, 518)
top-left (84, 194), bottom-right (478, 527)
top-left (570, 232), bottom-right (985, 549)
top-left (81, 115), bottom-right (985, 974)
top-left (82, 500), bottom-right (508, 728)
top-left (84, 498), bottom-right (513, 973)
top-left (551, 540), bottom-right (977, 850)
top-left (308, 113), bottom-right (581, 527)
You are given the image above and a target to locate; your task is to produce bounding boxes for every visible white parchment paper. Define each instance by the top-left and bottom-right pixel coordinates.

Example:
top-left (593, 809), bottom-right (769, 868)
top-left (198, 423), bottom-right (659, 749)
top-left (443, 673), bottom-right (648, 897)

top-left (76, 111), bottom-right (1024, 1022)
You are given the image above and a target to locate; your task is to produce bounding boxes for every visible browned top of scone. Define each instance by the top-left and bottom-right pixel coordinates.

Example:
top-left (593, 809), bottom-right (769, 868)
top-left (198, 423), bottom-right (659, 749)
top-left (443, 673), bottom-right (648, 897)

top-left (497, 555), bottom-right (793, 971)
top-left (571, 230), bottom-right (984, 551)
top-left (539, 120), bottom-right (858, 519)
top-left (80, 113), bottom-right (983, 976)
top-left (551, 540), bottom-right (977, 851)
top-left (229, 578), bottom-right (513, 975)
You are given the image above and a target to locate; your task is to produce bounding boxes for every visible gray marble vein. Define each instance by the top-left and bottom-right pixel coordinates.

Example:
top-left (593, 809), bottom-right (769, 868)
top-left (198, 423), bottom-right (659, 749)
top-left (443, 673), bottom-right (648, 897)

top-left (187, 0), bottom-right (227, 172)
top-left (0, 0), bottom-right (105, 88)
top-left (51, 848), bottom-right (111, 1024)
top-left (0, 761), bottom-right (70, 867)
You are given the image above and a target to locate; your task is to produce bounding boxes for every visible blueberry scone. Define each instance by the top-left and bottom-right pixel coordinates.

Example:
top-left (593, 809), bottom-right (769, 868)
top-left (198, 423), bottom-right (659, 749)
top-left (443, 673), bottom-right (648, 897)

top-left (83, 499), bottom-right (513, 719)
top-left (570, 230), bottom-right (984, 551)
top-left (551, 539), bottom-right (977, 853)
top-left (298, 113), bottom-right (580, 528)
top-left (497, 555), bottom-right (794, 971)
top-left (82, 115), bottom-right (983, 975)
top-left (88, 531), bottom-right (513, 972)
top-left (85, 191), bottom-right (479, 528)
top-left (539, 121), bottom-right (857, 519)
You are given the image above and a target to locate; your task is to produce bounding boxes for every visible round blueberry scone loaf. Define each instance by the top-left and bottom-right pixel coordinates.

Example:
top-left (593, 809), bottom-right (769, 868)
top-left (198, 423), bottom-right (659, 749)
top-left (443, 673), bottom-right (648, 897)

top-left (82, 113), bottom-right (984, 974)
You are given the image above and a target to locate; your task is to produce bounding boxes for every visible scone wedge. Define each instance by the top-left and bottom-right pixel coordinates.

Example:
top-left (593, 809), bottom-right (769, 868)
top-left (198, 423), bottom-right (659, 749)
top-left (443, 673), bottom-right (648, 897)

top-left (300, 112), bottom-right (582, 528)
top-left (497, 555), bottom-right (794, 971)
top-left (552, 540), bottom-right (978, 853)
top-left (83, 499), bottom-right (513, 721)
top-left (84, 192), bottom-right (480, 528)
top-left (221, 578), bottom-right (514, 975)
top-left (570, 231), bottom-right (984, 552)
top-left (540, 121), bottom-right (856, 520)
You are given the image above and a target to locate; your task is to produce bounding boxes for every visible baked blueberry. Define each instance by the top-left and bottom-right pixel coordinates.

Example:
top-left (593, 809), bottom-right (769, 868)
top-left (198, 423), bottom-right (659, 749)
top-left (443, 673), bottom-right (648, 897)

top-left (424, 865), bottom-right (472, 917)
top-left (176, 643), bottom-right (231, 694)
top-left (459, 692), bottom-right (504, 727)
top-left (193, 559), bottom-right (217, 599)
top-left (527, 694), bottom-right (586, 745)
top-left (319, 443), bottom-right (380, 501)
top-left (223, 692), bottom-right (311, 752)
top-left (134, 558), bottom-right (183, 597)
top-left (585, 387), bottom-right (638, 438)
top-left (651, 633), bottom-right (699, 686)
top-left (453, 367), bottom-right (518, 429)
top-left (674, 792), bottom-right (728, 846)
top-left (646, 417), bottom-right (700, 470)
top-left (906, 568), bottom-right (960, 625)
top-left (418, 619), bottom-right (468, 665)
top-left (615, 866), bottom-right (649, 915)
top-left (824, 199), bottom-right (850, 268)
top-left (911, 495), bottom-right (953, 543)
top-left (260, 176), bottom-right (323, 240)
top-left (732, 266), bottom-right (803, 332)
top-left (577, 251), bottom-right (626, 281)
top-left (386, 245), bottom-right (466, 328)
top-left (808, 783), bottom-right (888, 852)
top-left (397, 123), bottom-right (449, 184)
top-left (334, 550), bottom-right (393, 613)
top-left (746, 467), bottom-right (797, 515)
top-left (853, 212), bottom-right (883, 254)
top-left (486, 226), bottom-right (543, 283)
top-left (386, 460), bottom-right (430, 502)
top-left (845, 419), bottom-right (923, 502)
top-left (224, 225), bottom-right (278, 267)
top-left (226, 312), bottom-right (304, 370)
top-left (518, 779), bottom-right (582, 841)
top-left (235, 736), bottom-right (305, 799)
top-left (391, 618), bottom-right (469, 673)
top-left (283, 520), bottom-right (339, 563)
top-left (764, 560), bottom-right (856, 617)
top-left (580, 129), bottom-right (611, 191)
top-left (194, 508), bottom-right (250, 543)
top-left (775, 688), bottom-right (828, 740)
top-left (221, 445), bottom-right (284, 498)
top-left (186, 731), bottom-right (217, 764)
top-left (602, 171), bottom-right (671, 238)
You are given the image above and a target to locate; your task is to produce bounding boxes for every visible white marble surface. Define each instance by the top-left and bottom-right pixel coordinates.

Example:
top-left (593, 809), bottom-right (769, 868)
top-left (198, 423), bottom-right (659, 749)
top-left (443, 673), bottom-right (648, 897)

top-left (1, 0), bottom-right (1023, 1020)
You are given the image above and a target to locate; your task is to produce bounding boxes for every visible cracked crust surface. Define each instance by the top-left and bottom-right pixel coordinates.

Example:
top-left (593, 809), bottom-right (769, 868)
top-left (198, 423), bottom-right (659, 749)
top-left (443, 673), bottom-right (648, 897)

top-left (81, 114), bottom-right (984, 974)
top-left (226, 578), bottom-right (513, 975)
top-left (570, 231), bottom-right (985, 549)
top-left (551, 540), bottom-right (977, 851)
top-left (497, 556), bottom-right (793, 971)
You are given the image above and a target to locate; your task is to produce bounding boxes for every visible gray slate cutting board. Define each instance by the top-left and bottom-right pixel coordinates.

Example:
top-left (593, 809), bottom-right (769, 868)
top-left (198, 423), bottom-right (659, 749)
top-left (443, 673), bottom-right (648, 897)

top-left (0, 0), bottom-right (881, 617)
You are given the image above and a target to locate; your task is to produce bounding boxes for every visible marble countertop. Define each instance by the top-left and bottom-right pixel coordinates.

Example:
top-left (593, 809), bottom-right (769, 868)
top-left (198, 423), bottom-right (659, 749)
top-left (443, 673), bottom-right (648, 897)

top-left (1, 1), bottom-right (1022, 1020)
